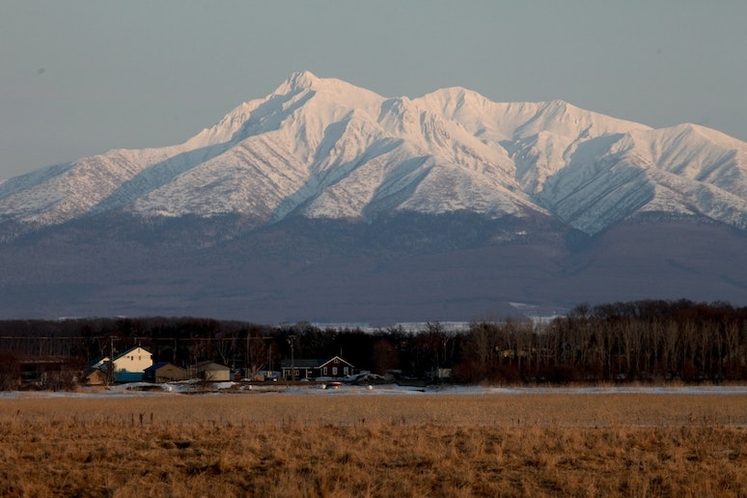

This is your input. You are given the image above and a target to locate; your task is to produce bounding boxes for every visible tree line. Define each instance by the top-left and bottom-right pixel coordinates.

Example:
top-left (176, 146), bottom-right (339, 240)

top-left (1, 299), bottom-right (747, 388)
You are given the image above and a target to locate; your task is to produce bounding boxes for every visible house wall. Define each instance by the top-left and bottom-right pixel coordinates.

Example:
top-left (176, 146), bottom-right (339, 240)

top-left (319, 358), bottom-right (353, 378)
top-left (114, 371), bottom-right (144, 383)
top-left (282, 367), bottom-right (314, 379)
top-left (202, 368), bottom-right (230, 382)
top-left (113, 347), bottom-right (152, 374)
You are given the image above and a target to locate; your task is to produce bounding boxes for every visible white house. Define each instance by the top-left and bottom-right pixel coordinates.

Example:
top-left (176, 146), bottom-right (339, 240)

top-left (110, 346), bottom-right (153, 382)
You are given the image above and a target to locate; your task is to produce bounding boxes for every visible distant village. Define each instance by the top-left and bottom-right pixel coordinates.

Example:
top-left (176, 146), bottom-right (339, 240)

top-left (79, 345), bottom-right (360, 387)
top-left (0, 317), bottom-right (453, 391)
top-left (2, 299), bottom-right (747, 390)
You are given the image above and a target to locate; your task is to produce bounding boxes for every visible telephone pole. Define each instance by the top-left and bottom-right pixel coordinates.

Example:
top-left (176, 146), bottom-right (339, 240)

top-left (288, 335), bottom-right (297, 380)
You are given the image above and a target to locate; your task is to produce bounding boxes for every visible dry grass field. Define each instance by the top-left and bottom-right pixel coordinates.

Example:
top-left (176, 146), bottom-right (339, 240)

top-left (1, 390), bottom-right (747, 497)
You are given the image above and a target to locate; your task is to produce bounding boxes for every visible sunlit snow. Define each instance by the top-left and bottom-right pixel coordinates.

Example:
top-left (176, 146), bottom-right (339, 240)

top-left (2, 71), bottom-right (747, 235)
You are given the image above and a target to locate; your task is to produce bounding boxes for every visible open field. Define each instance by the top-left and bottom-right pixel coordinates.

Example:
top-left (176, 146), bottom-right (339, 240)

top-left (2, 391), bottom-right (747, 496)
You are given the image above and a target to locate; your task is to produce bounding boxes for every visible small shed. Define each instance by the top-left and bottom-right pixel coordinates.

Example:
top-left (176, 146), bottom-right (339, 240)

top-left (143, 362), bottom-right (187, 383)
top-left (189, 361), bottom-right (231, 382)
top-left (81, 367), bottom-right (108, 386)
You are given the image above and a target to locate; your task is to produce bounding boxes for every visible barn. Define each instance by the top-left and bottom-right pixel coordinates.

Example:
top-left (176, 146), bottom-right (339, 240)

top-left (189, 361), bottom-right (231, 382)
top-left (143, 362), bottom-right (187, 383)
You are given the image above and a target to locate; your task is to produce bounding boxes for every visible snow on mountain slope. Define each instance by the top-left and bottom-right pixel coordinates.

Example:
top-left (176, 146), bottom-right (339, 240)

top-left (623, 124), bottom-right (747, 199)
top-left (2, 71), bottom-right (747, 235)
top-left (418, 89), bottom-right (652, 195)
top-left (530, 123), bottom-right (747, 233)
top-left (0, 150), bottom-right (162, 225)
top-left (129, 72), bottom-right (535, 222)
top-left (130, 74), bottom-right (389, 220)
top-left (0, 162), bottom-right (74, 203)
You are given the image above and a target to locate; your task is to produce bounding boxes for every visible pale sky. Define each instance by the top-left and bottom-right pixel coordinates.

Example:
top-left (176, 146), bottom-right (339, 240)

top-left (1, 1), bottom-right (746, 180)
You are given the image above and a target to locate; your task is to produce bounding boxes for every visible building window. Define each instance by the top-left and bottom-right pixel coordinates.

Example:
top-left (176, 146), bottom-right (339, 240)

top-left (344, 367), bottom-right (349, 375)
top-left (332, 367), bottom-right (338, 376)
top-left (323, 367), bottom-right (327, 376)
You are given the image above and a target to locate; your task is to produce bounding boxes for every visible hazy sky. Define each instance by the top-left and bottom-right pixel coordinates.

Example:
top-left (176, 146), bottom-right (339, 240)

top-left (2, 1), bottom-right (746, 180)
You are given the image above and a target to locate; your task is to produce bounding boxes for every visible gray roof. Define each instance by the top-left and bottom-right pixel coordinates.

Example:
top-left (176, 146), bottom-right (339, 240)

top-left (191, 361), bottom-right (229, 371)
top-left (144, 362), bottom-right (184, 372)
top-left (318, 355), bottom-right (355, 369)
top-left (280, 356), bottom-right (354, 369)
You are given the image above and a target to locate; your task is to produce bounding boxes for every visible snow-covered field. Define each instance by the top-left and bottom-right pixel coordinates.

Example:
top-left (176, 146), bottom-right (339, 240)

top-left (3, 382), bottom-right (747, 399)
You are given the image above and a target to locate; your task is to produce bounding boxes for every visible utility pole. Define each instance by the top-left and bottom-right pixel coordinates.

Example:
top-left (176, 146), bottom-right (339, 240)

top-left (288, 335), bottom-right (297, 381)
top-left (106, 335), bottom-right (117, 386)
top-left (267, 343), bottom-right (272, 374)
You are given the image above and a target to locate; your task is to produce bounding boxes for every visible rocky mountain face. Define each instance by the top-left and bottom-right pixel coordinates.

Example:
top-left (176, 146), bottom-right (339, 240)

top-left (1, 72), bottom-right (746, 323)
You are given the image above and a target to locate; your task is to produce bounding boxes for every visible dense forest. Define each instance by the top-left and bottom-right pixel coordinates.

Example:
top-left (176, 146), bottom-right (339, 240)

top-left (2, 299), bottom-right (747, 389)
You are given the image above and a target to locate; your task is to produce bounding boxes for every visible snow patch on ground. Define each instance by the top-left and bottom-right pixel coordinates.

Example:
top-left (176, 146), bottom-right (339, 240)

top-left (3, 384), bottom-right (747, 399)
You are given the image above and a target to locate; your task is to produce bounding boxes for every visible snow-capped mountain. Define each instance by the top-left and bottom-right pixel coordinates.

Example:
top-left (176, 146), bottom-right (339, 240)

top-left (3, 71), bottom-right (747, 236)
top-left (3, 71), bottom-right (747, 322)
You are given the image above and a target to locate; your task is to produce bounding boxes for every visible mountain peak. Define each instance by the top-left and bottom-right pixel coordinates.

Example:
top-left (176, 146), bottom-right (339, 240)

top-left (278, 70), bottom-right (322, 92)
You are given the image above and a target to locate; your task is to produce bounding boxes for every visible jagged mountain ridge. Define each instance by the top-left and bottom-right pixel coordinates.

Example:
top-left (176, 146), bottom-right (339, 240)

top-left (2, 71), bottom-right (747, 236)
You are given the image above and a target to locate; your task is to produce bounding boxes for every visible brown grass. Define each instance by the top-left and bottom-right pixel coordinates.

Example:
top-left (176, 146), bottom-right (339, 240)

top-left (1, 392), bottom-right (747, 497)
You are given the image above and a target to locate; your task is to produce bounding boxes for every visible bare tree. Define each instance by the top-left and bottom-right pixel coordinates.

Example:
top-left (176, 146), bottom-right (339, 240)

top-left (246, 335), bottom-right (270, 376)
top-left (372, 339), bottom-right (398, 375)
top-left (0, 350), bottom-right (20, 391)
